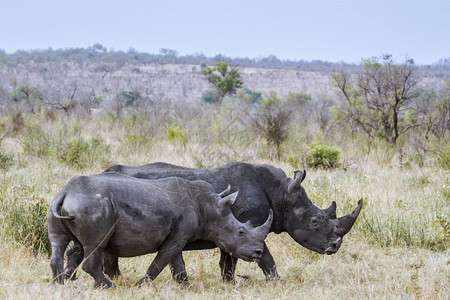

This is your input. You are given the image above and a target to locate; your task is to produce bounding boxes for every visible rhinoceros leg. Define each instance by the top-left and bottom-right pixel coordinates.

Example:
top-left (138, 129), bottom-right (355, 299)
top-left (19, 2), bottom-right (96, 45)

top-left (82, 244), bottom-right (114, 288)
top-left (219, 250), bottom-right (238, 282)
top-left (64, 245), bottom-right (121, 280)
top-left (64, 242), bottom-right (83, 280)
top-left (169, 253), bottom-right (189, 284)
top-left (136, 239), bottom-right (186, 286)
top-left (219, 243), bottom-right (280, 282)
top-left (256, 243), bottom-right (280, 280)
top-left (103, 253), bottom-right (121, 279)
top-left (49, 234), bottom-right (71, 285)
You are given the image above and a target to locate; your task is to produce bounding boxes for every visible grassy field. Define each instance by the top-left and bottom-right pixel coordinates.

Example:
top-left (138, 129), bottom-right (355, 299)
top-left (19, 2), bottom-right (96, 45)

top-left (0, 112), bottom-right (449, 299)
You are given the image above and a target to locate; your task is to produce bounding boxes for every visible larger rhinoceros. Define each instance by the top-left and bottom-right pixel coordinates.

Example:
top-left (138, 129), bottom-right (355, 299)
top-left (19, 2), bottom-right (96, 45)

top-left (48, 172), bottom-right (272, 288)
top-left (66, 162), bottom-right (363, 282)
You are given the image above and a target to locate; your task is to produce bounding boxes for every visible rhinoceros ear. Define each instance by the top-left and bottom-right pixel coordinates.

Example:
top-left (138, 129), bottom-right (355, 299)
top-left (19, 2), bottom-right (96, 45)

top-left (218, 191), bottom-right (239, 207)
top-left (323, 201), bottom-right (337, 219)
top-left (287, 170), bottom-right (306, 194)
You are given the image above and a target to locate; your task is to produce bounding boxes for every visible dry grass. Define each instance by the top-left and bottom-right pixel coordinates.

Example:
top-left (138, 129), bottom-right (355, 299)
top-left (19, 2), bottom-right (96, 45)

top-left (0, 234), bottom-right (448, 299)
top-left (0, 113), bottom-right (448, 299)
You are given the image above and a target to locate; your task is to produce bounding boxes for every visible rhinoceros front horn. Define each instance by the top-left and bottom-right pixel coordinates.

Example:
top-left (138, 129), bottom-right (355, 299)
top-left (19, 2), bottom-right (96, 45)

top-left (334, 198), bottom-right (363, 236)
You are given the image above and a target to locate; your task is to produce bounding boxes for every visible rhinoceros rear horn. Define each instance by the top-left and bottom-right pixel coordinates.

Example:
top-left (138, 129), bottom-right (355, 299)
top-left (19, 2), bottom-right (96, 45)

top-left (257, 209), bottom-right (273, 236)
top-left (218, 191), bottom-right (239, 207)
top-left (218, 185), bottom-right (232, 197)
top-left (334, 198), bottom-right (363, 236)
top-left (287, 170), bottom-right (306, 194)
top-left (323, 201), bottom-right (337, 219)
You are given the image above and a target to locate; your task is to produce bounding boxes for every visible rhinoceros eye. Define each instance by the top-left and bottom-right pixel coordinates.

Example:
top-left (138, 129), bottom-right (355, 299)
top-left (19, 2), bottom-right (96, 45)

top-left (311, 217), bottom-right (318, 226)
top-left (238, 227), bottom-right (246, 235)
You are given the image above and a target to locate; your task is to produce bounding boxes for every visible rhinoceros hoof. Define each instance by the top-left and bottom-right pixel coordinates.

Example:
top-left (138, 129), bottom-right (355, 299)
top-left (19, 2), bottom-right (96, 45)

top-left (179, 279), bottom-right (190, 287)
top-left (135, 276), bottom-right (152, 287)
top-left (266, 274), bottom-right (281, 281)
top-left (96, 281), bottom-right (115, 289)
top-left (63, 270), bottom-right (77, 281)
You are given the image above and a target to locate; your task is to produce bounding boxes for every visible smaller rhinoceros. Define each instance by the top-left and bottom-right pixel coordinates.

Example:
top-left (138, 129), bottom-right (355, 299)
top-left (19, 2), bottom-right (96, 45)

top-left (48, 172), bottom-right (272, 288)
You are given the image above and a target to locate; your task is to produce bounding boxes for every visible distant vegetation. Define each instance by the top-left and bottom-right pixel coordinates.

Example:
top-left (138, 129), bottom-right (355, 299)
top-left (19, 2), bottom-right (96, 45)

top-left (0, 45), bottom-right (449, 298)
top-left (0, 46), bottom-right (448, 169)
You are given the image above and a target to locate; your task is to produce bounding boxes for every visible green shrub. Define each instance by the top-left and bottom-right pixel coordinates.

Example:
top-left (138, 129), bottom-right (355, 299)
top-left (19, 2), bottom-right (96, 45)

top-left (0, 112), bottom-right (25, 137)
top-left (21, 120), bottom-right (53, 157)
top-left (307, 143), bottom-right (340, 169)
top-left (123, 133), bottom-right (153, 149)
top-left (58, 139), bottom-right (90, 168)
top-left (58, 135), bottom-right (111, 169)
top-left (0, 148), bottom-right (14, 171)
top-left (201, 89), bottom-right (220, 104)
top-left (434, 143), bottom-right (450, 170)
top-left (3, 186), bottom-right (50, 256)
top-left (236, 87), bottom-right (262, 103)
top-left (122, 90), bottom-right (141, 107)
top-left (166, 123), bottom-right (187, 144)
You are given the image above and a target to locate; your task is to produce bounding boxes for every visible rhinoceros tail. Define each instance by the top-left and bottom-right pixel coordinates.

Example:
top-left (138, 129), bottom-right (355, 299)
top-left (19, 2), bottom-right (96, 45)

top-left (108, 192), bottom-right (119, 223)
top-left (50, 191), bottom-right (75, 220)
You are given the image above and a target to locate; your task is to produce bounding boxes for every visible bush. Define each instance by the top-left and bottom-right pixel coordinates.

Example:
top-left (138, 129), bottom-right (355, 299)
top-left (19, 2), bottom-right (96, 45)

top-left (166, 123), bottom-right (187, 144)
top-left (0, 112), bottom-right (24, 138)
top-left (20, 116), bottom-right (111, 169)
top-left (434, 143), bottom-right (450, 170)
top-left (307, 143), bottom-right (340, 169)
top-left (58, 135), bottom-right (111, 169)
top-left (236, 87), bottom-right (262, 103)
top-left (123, 133), bottom-right (153, 149)
top-left (201, 89), bottom-right (220, 104)
top-left (252, 93), bottom-right (292, 159)
top-left (3, 186), bottom-right (50, 256)
top-left (0, 148), bottom-right (14, 171)
top-left (21, 119), bottom-right (53, 157)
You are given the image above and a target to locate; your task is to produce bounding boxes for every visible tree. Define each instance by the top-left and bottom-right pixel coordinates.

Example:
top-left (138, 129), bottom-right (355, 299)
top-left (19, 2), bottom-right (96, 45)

top-left (159, 48), bottom-right (178, 57)
top-left (91, 43), bottom-right (107, 53)
top-left (11, 85), bottom-right (44, 114)
top-left (252, 92), bottom-right (292, 159)
top-left (202, 62), bottom-right (243, 104)
top-left (414, 85), bottom-right (450, 141)
top-left (333, 55), bottom-right (419, 145)
top-left (46, 84), bottom-right (78, 115)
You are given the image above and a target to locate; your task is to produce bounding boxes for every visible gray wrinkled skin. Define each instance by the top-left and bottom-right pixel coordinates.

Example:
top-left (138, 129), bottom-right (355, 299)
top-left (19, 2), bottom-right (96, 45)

top-left (48, 172), bottom-right (272, 288)
top-left (66, 162), bottom-right (363, 282)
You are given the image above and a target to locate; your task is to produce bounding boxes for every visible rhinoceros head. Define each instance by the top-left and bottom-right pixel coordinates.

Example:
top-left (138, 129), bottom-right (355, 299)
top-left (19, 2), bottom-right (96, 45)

top-left (283, 170), bottom-right (363, 255)
top-left (213, 190), bottom-right (273, 262)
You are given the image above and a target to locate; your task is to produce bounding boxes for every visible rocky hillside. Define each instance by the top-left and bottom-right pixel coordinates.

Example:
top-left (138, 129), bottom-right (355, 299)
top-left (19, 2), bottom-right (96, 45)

top-left (0, 48), bottom-right (448, 107)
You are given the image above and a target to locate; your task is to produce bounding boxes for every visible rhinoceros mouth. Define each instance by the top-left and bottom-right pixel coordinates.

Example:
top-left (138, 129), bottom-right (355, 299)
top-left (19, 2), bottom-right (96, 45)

top-left (324, 237), bottom-right (342, 255)
top-left (246, 251), bottom-right (263, 262)
top-left (251, 253), bottom-right (263, 261)
top-left (324, 246), bottom-right (338, 255)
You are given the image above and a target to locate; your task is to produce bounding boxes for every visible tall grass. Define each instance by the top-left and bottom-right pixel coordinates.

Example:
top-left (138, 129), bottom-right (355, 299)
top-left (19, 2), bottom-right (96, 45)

top-left (1, 185), bottom-right (50, 255)
top-left (0, 110), bottom-right (448, 298)
top-left (306, 168), bottom-right (449, 251)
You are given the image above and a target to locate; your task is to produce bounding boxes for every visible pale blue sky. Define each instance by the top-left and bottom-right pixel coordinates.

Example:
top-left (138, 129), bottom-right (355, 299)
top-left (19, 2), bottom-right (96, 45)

top-left (1, 0), bottom-right (449, 65)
